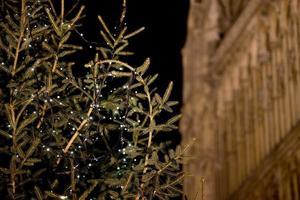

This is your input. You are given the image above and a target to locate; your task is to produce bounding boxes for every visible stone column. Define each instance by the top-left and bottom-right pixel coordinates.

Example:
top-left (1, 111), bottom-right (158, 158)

top-left (181, 0), bottom-right (221, 199)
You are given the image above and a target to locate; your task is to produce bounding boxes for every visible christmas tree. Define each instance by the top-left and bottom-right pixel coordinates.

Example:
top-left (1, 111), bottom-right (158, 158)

top-left (0, 0), bottom-right (187, 199)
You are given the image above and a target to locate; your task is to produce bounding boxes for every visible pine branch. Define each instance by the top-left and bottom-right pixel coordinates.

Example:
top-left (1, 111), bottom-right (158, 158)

top-left (70, 158), bottom-right (77, 200)
top-left (0, 0), bottom-right (185, 198)
top-left (58, 106), bottom-right (93, 164)
top-left (139, 76), bottom-right (154, 192)
top-left (95, 59), bottom-right (135, 71)
top-left (158, 139), bottom-right (195, 175)
top-left (60, 0), bottom-right (64, 28)
top-left (12, 0), bottom-right (26, 76)
top-left (36, 104), bottom-right (47, 129)
top-left (8, 103), bottom-right (17, 199)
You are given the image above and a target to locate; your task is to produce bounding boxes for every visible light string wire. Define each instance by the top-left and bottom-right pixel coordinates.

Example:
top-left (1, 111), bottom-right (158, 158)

top-left (2, 0), bottom-right (141, 197)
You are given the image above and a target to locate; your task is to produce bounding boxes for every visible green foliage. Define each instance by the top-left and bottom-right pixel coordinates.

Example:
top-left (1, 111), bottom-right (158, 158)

top-left (0, 0), bottom-right (185, 199)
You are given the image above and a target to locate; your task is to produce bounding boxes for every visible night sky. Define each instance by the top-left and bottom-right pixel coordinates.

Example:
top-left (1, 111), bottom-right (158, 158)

top-left (74, 0), bottom-right (190, 145)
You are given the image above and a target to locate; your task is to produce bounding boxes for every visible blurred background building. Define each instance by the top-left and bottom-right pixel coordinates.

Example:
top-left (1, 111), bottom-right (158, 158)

top-left (181, 0), bottom-right (300, 199)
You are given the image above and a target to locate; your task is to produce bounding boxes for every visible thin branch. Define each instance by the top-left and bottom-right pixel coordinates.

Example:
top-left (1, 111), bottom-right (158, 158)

top-left (60, 0), bottom-right (64, 28)
top-left (158, 139), bottom-right (196, 175)
top-left (139, 79), bottom-right (154, 192)
top-left (65, 0), bottom-right (80, 17)
top-left (119, 0), bottom-right (127, 27)
top-left (9, 1), bottom-right (26, 198)
top-left (47, 0), bottom-right (57, 17)
top-left (57, 107), bottom-right (93, 164)
top-left (70, 158), bottom-right (77, 200)
top-left (12, 0), bottom-right (26, 76)
top-left (51, 55), bottom-right (58, 73)
top-left (96, 59), bottom-right (135, 71)
top-left (36, 104), bottom-right (47, 129)
top-left (122, 172), bottom-right (133, 194)
top-left (15, 98), bottom-right (34, 127)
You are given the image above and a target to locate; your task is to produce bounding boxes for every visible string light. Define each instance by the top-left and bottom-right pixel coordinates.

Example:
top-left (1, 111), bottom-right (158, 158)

top-left (0, 1), bottom-right (161, 196)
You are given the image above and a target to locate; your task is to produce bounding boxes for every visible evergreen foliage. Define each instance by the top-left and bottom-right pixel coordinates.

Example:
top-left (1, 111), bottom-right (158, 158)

top-left (0, 0), bottom-right (187, 199)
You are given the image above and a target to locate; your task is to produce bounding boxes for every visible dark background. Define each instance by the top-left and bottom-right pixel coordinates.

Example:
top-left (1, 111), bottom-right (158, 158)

top-left (73, 0), bottom-right (189, 145)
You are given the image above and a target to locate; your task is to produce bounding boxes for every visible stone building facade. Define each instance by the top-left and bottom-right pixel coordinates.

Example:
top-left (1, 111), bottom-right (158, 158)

top-left (181, 0), bottom-right (300, 199)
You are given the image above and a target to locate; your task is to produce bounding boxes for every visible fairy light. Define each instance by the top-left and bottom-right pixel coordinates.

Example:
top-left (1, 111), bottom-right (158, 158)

top-left (0, 1), bottom-right (165, 196)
